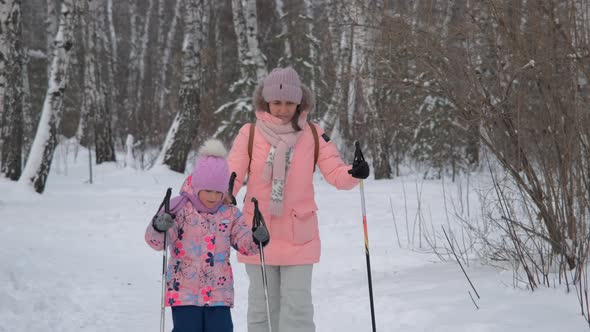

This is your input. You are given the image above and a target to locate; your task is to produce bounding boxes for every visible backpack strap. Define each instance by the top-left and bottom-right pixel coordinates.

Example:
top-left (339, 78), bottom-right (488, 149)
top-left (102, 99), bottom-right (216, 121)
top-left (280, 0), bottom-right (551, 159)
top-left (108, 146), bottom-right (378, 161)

top-left (307, 120), bottom-right (319, 171)
top-left (247, 121), bottom-right (320, 174)
top-left (248, 123), bottom-right (256, 174)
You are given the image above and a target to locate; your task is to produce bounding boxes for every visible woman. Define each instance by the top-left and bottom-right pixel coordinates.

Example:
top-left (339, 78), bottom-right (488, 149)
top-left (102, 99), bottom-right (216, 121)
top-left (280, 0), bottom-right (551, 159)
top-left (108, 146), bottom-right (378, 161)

top-left (227, 67), bottom-right (369, 331)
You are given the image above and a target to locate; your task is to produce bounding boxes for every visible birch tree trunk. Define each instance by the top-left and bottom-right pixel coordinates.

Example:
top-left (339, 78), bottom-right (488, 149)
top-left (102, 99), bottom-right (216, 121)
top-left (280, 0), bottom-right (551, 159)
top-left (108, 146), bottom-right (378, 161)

top-left (231, 0), bottom-right (266, 83)
top-left (22, 52), bottom-right (32, 165)
top-left (0, 2), bottom-right (8, 107)
top-left (355, 0), bottom-right (391, 178)
top-left (154, 0), bottom-right (181, 127)
top-left (0, 0), bottom-right (24, 180)
top-left (231, 0), bottom-right (251, 83)
top-left (105, 0), bottom-right (120, 142)
top-left (156, 0), bottom-right (206, 172)
top-left (321, 0), bottom-right (352, 139)
top-left (133, 0), bottom-right (155, 143)
top-left (124, 0), bottom-right (139, 138)
top-left (107, 0), bottom-right (117, 63)
top-left (244, 0), bottom-right (267, 81)
top-left (303, 0), bottom-right (318, 99)
top-left (275, 0), bottom-right (292, 65)
top-left (75, 0), bottom-right (90, 147)
top-left (20, 1), bottom-right (75, 193)
top-left (214, 0), bottom-right (267, 140)
top-left (440, 0), bottom-right (456, 39)
top-left (93, 0), bottom-right (115, 164)
top-left (45, 0), bottom-right (58, 75)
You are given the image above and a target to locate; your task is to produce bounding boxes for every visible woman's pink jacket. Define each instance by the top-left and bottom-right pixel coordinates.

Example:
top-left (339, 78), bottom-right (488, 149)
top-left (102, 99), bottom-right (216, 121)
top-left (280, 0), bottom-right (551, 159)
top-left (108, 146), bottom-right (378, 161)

top-left (227, 122), bottom-right (359, 266)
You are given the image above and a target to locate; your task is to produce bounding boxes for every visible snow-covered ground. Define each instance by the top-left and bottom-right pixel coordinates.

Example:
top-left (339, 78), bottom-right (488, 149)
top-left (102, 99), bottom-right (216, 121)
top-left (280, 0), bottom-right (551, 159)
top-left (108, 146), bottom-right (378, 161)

top-left (1, 147), bottom-right (587, 331)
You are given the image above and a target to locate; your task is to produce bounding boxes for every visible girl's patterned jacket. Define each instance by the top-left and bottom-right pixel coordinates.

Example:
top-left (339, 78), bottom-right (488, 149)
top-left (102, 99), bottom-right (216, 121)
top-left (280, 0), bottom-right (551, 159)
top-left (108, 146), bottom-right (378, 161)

top-left (145, 176), bottom-right (259, 307)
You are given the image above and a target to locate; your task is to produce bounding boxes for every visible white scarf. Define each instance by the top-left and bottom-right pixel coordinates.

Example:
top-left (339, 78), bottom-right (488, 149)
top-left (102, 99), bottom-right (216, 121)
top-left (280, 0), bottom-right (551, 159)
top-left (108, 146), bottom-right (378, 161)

top-left (255, 111), bottom-right (307, 215)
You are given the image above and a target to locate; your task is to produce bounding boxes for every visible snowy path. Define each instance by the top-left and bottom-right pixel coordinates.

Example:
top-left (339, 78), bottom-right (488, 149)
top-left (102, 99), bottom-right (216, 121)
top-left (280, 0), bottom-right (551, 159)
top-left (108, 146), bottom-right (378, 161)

top-left (1, 163), bottom-right (587, 331)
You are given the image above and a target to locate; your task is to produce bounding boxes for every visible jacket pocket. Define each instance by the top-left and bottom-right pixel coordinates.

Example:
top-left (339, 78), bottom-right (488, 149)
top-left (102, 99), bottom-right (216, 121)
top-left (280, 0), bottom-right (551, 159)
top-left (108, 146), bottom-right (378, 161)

top-left (291, 209), bottom-right (318, 245)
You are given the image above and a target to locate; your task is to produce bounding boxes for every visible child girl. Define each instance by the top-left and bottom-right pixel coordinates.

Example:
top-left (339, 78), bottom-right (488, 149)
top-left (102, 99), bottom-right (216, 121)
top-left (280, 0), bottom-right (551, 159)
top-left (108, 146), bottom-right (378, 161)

top-left (145, 139), bottom-right (265, 332)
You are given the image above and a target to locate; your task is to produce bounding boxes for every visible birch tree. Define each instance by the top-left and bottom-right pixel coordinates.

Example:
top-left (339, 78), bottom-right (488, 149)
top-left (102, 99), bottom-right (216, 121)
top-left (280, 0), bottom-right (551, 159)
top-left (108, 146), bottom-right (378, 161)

top-left (303, 0), bottom-right (319, 104)
top-left (19, 1), bottom-right (75, 193)
top-left (0, 3), bottom-right (9, 106)
top-left (215, 0), bottom-right (267, 140)
top-left (133, 0), bottom-right (155, 143)
top-left (320, 0), bottom-right (352, 143)
top-left (244, 0), bottom-right (267, 82)
top-left (231, 0), bottom-right (267, 83)
top-left (156, 0), bottom-right (207, 172)
top-left (105, 0), bottom-right (120, 142)
top-left (0, 0), bottom-right (24, 180)
top-left (90, 0), bottom-right (115, 164)
top-left (45, 0), bottom-right (58, 74)
top-left (75, 0), bottom-right (91, 146)
top-left (273, 0), bottom-right (319, 118)
top-left (275, 0), bottom-right (292, 65)
top-left (123, 0), bottom-right (139, 139)
top-left (231, 0), bottom-right (250, 83)
top-left (154, 0), bottom-right (181, 127)
top-left (353, 0), bottom-right (392, 178)
top-left (22, 52), bottom-right (33, 163)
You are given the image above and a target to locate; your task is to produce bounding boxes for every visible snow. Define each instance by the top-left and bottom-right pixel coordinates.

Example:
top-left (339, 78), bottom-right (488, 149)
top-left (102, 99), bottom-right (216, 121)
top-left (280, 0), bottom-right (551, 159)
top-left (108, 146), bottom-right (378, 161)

top-left (1, 145), bottom-right (588, 331)
top-left (27, 49), bottom-right (48, 59)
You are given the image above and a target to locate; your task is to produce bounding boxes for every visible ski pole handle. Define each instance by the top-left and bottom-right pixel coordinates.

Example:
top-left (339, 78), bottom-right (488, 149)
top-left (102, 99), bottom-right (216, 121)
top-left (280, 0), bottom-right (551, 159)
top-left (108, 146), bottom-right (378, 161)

top-left (251, 197), bottom-right (259, 209)
top-left (251, 197), bottom-right (269, 230)
top-left (154, 187), bottom-right (173, 215)
top-left (354, 141), bottom-right (365, 162)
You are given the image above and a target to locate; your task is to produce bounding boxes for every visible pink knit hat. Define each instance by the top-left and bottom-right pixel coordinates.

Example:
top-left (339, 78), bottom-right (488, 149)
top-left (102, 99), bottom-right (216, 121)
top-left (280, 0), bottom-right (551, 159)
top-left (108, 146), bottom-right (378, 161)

top-left (262, 67), bottom-right (302, 104)
top-left (191, 139), bottom-right (229, 200)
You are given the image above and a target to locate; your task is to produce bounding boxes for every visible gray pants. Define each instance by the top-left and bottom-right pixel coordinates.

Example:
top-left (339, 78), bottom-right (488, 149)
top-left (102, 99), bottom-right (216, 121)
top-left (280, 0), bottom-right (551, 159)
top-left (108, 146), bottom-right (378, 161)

top-left (245, 264), bottom-right (315, 332)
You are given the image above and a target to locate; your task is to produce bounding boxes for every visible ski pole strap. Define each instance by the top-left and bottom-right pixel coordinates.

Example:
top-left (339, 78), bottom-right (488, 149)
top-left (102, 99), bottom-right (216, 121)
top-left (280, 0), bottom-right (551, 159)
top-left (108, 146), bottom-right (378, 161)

top-left (228, 172), bottom-right (237, 205)
top-left (353, 141), bottom-right (365, 164)
top-left (164, 188), bottom-right (172, 213)
top-left (252, 198), bottom-right (261, 228)
top-left (229, 172), bottom-right (236, 193)
top-left (308, 121), bottom-right (319, 172)
top-left (155, 187), bottom-right (173, 215)
top-left (251, 197), bottom-right (268, 229)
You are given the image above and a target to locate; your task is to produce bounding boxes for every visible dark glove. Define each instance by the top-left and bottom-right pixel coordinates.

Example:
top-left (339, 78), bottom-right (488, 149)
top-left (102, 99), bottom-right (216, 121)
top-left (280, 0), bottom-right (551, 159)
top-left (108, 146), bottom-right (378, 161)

top-left (251, 197), bottom-right (270, 247)
top-left (348, 141), bottom-right (370, 179)
top-left (252, 223), bottom-right (270, 247)
top-left (152, 212), bottom-right (175, 233)
top-left (348, 160), bottom-right (370, 179)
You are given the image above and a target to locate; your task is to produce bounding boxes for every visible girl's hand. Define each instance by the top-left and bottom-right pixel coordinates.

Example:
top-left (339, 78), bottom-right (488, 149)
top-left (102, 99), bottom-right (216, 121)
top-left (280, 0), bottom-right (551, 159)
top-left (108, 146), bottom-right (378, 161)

top-left (152, 213), bottom-right (175, 232)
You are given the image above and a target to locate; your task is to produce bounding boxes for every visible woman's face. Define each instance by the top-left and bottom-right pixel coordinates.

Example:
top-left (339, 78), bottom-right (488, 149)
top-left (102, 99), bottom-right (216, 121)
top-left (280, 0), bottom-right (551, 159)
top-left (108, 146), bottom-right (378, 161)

top-left (268, 100), bottom-right (298, 125)
top-left (198, 190), bottom-right (224, 208)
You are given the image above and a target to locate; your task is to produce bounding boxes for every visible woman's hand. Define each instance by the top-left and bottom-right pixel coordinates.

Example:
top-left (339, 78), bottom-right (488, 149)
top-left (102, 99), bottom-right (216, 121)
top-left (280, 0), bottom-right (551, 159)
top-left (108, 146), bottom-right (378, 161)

top-left (348, 159), bottom-right (370, 179)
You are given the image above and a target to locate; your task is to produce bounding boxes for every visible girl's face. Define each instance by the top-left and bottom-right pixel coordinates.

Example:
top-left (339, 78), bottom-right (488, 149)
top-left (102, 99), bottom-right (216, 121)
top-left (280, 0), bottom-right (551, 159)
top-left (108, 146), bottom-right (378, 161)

top-left (268, 100), bottom-right (298, 125)
top-left (198, 190), bottom-right (224, 208)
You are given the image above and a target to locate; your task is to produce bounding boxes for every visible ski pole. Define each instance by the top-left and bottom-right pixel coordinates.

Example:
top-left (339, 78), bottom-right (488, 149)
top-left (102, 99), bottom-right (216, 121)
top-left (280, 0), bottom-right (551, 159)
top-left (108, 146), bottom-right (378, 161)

top-left (353, 141), bottom-right (377, 332)
top-left (158, 188), bottom-right (172, 332)
top-left (228, 172), bottom-right (237, 205)
top-left (252, 198), bottom-right (272, 332)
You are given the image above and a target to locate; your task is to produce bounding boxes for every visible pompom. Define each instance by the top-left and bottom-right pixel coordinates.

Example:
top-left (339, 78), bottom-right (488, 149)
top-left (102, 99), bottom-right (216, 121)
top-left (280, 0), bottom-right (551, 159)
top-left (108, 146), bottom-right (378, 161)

top-left (198, 139), bottom-right (227, 158)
